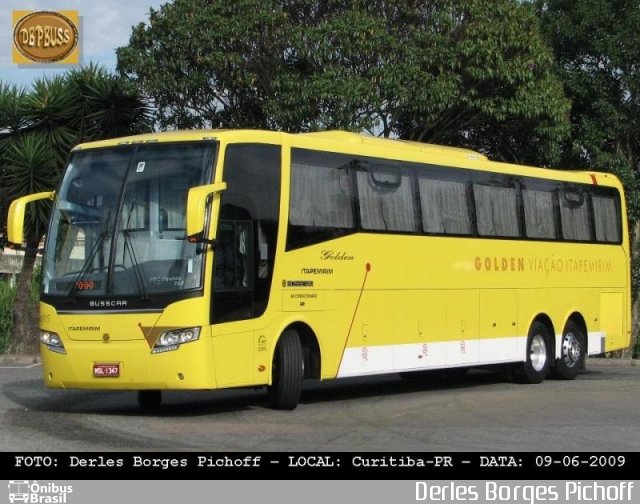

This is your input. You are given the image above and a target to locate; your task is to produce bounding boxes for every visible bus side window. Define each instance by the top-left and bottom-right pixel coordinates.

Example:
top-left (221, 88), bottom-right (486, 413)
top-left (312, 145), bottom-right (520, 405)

top-left (522, 185), bottom-right (557, 240)
top-left (559, 186), bottom-right (592, 241)
top-left (418, 175), bottom-right (472, 235)
top-left (592, 190), bottom-right (621, 243)
top-left (287, 149), bottom-right (358, 250)
top-left (356, 163), bottom-right (417, 233)
top-left (289, 153), bottom-right (355, 229)
top-left (473, 180), bottom-right (520, 238)
top-left (215, 217), bottom-right (253, 290)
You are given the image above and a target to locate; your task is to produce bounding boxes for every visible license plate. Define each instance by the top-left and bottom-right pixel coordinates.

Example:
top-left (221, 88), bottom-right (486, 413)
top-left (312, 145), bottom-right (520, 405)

top-left (93, 363), bottom-right (120, 378)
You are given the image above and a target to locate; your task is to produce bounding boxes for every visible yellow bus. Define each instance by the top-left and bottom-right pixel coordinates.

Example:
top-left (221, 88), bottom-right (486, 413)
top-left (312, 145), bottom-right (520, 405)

top-left (7, 129), bottom-right (630, 409)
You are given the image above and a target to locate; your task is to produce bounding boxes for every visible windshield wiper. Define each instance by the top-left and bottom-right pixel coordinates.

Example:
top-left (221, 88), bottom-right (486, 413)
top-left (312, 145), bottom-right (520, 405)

top-left (113, 193), bottom-right (150, 301)
top-left (122, 229), bottom-right (149, 301)
top-left (67, 208), bottom-right (112, 300)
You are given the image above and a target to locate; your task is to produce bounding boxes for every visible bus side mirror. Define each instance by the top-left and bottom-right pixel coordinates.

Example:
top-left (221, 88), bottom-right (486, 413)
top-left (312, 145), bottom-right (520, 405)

top-left (7, 191), bottom-right (55, 246)
top-left (186, 182), bottom-right (227, 242)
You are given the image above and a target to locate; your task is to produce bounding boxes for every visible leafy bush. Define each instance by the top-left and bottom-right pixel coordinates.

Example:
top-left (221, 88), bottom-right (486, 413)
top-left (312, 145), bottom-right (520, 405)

top-left (0, 279), bottom-right (17, 353)
top-left (0, 267), bottom-right (41, 353)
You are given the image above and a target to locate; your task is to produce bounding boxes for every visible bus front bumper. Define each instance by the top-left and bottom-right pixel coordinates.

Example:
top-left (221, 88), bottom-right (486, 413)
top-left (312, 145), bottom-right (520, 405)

top-left (40, 339), bottom-right (217, 390)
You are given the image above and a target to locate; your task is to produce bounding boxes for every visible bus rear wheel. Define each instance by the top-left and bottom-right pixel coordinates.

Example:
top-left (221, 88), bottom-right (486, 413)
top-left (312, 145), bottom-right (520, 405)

top-left (513, 321), bottom-right (551, 384)
top-left (552, 321), bottom-right (585, 380)
top-left (268, 329), bottom-right (304, 410)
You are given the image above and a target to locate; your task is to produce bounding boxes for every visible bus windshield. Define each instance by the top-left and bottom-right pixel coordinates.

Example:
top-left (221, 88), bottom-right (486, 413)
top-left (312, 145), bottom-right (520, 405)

top-left (42, 142), bottom-right (216, 301)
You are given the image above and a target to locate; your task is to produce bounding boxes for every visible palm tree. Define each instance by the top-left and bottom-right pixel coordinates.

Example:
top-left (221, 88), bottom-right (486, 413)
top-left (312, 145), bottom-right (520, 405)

top-left (0, 65), bottom-right (151, 352)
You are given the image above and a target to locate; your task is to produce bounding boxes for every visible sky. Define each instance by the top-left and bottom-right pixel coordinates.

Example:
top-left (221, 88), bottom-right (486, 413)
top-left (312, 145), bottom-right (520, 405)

top-left (2, 0), bottom-right (167, 87)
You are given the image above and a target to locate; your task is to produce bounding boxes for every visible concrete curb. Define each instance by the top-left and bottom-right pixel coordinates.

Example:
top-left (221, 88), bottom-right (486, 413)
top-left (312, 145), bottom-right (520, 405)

top-left (0, 353), bottom-right (41, 365)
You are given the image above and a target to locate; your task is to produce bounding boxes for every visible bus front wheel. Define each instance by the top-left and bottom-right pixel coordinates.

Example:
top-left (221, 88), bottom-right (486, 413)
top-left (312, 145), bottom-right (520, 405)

top-left (552, 321), bottom-right (585, 380)
top-left (513, 321), bottom-right (551, 384)
top-left (268, 329), bottom-right (303, 410)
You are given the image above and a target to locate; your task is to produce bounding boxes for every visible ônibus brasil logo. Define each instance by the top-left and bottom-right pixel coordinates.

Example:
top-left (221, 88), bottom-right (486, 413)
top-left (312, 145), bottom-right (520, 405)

top-left (8, 481), bottom-right (73, 504)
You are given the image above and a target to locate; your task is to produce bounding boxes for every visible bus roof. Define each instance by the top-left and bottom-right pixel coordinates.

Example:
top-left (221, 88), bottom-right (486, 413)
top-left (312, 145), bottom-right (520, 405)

top-left (299, 131), bottom-right (488, 161)
top-left (71, 129), bottom-right (621, 188)
top-left (72, 129), bottom-right (486, 161)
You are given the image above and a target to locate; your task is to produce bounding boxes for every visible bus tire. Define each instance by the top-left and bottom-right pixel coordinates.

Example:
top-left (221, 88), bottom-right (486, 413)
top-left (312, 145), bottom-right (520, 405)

top-left (268, 329), bottom-right (303, 410)
top-left (138, 390), bottom-right (162, 410)
top-left (513, 321), bottom-right (551, 384)
top-left (552, 321), bottom-right (585, 380)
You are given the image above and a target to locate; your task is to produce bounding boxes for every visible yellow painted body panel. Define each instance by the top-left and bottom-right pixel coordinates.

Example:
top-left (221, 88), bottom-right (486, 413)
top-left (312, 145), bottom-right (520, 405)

top-left (600, 293), bottom-right (624, 352)
top-left (30, 129), bottom-right (630, 392)
top-left (276, 233), bottom-right (629, 377)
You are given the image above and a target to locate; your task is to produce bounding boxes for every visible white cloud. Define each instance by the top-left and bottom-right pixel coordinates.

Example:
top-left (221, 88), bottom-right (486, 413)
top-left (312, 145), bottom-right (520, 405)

top-left (2, 0), bottom-right (166, 85)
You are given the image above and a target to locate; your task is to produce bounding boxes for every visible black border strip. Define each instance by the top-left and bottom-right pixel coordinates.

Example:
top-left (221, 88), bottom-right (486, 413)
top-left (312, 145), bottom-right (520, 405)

top-left (3, 452), bottom-right (637, 480)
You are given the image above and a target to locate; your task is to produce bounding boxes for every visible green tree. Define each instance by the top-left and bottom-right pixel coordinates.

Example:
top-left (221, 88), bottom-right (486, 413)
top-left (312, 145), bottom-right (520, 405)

top-left (535, 0), bottom-right (640, 355)
top-left (0, 65), bottom-right (151, 353)
top-left (535, 0), bottom-right (640, 211)
top-left (118, 0), bottom-right (569, 164)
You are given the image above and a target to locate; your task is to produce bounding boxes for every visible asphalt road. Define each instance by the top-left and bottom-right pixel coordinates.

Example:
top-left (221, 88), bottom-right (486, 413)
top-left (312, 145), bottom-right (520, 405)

top-left (1, 355), bottom-right (639, 452)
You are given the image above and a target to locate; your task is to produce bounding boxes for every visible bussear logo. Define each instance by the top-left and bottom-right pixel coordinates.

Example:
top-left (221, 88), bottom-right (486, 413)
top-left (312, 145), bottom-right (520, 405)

top-left (12, 11), bottom-right (79, 64)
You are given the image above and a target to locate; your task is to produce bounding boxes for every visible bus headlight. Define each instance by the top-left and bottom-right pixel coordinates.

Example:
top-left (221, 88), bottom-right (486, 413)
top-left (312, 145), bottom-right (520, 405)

top-left (152, 327), bottom-right (201, 353)
top-left (40, 331), bottom-right (66, 354)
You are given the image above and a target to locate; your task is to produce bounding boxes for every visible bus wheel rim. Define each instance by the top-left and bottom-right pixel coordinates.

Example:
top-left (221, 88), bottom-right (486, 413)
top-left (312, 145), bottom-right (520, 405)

top-left (530, 334), bottom-right (547, 372)
top-left (562, 332), bottom-right (581, 367)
